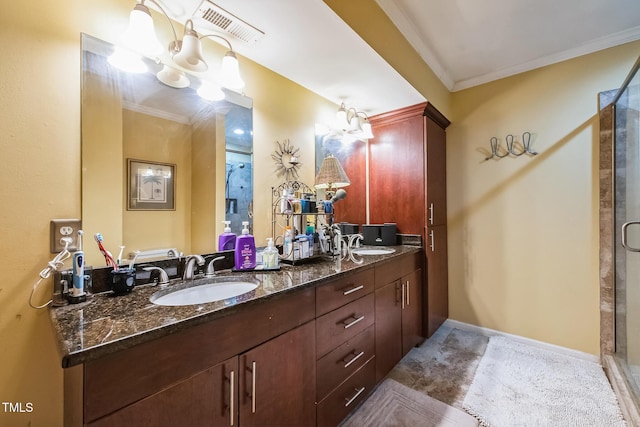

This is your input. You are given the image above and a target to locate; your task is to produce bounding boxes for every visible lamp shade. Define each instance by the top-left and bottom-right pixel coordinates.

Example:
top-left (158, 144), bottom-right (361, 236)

top-left (173, 20), bottom-right (208, 72)
top-left (315, 154), bottom-right (350, 189)
top-left (336, 103), bottom-right (350, 131)
top-left (219, 51), bottom-right (245, 90)
top-left (360, 120), bottom-right (374, 139)
top-left (108, 46), bottom-right (147, 73)
top-left (156, 65), bottom-right (190, 88)
top-left (121, 3), bottom-right (163, 56)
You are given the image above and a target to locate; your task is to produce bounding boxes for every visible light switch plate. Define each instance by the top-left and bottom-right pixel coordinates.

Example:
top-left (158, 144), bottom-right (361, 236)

top-left (50, 219), bottom-right (82, 253)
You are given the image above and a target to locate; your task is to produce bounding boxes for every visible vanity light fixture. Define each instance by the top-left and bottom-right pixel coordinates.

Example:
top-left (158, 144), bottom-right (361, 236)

top-left (118, 0), bottom-right (245, 92)
top-left (336, 103), bottom-right (374, 140)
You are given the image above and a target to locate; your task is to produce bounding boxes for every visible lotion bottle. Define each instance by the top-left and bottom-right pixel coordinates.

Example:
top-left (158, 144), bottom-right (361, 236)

top-left (234, 221), bottom-right (256, 270)
top-left (218, 221), bottom-right (237, 251)
top-left (262, 238), bottom-right (279, 270)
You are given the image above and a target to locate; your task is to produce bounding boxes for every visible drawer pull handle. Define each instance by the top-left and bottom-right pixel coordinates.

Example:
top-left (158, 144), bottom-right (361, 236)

top-left (343, 284), bottom-right (364, 296)
top-left (251, 361), bottom-right (257, 414)
top-left (343, 350), bottom-right (365, 368)
top-left (229, 370), bottom-right (235, 426)
top-left (406, 280), bottom-right (410, 306)
top-left (429, 202), bottom-right (434, 225)
top-left (344, 386), bottom-right (366, 407)
top-left (343, 315), bottom-right (365, 329)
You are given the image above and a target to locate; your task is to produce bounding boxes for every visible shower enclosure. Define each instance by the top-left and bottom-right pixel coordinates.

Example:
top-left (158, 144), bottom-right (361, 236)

top-left (606, 55), bottom-right (640, 422)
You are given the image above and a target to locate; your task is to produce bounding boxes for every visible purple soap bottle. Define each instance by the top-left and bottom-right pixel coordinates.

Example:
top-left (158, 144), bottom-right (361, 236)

top-left (234, 221), bottom-right (256, 270)
top-left (218, 221), bottom-right (237, 251)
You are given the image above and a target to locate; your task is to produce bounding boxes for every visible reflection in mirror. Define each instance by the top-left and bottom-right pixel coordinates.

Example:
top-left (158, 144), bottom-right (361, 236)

top-left (314, 125), bottom-right (366, 227)
top-left (81, 34), bottom-right (253, 265)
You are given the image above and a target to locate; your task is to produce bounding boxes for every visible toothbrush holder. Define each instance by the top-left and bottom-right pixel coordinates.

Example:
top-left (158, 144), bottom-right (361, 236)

top-left (110, 268), bottom-right (136, 295)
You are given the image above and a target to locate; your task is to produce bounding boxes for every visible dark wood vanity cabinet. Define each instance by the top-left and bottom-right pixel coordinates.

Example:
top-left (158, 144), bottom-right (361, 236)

top-left (315, 268), bottom-right (376, 427)
top-left (239, 321), bottom-right (316, 427)
top-left (374, 252), bottom-right (423, 382)
top-left (369, 102), bottom-right (450, 338)
top-left (86, 357), bottom-right (238, 427)
top-left (75, 288), bottom-right (316, 427)
top-left (64, 251), bottom-right (425, 427)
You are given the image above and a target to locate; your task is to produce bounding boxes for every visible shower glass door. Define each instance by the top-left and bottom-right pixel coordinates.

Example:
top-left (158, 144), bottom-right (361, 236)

top-left (614, 65), bottom-right (640, 399)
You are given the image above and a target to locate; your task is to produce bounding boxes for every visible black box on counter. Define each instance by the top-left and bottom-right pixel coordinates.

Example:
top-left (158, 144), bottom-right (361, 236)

top-left (338, 222), bottom-right (359, 235)
top-left (362, 223), bottom-right (397, 246)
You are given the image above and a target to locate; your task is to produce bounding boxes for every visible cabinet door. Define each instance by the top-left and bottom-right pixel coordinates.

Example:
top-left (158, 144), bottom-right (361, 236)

top-left (374, 280), bottom-right (402, 383)
top-left (427, 225), bottom-right (448, 337)
top-left (240, 321), bottom-right (316, 427)
top-left (369, 106), bottom-right (426, 235)
top-left (87, 358), bottom-right (238, 427)
top-left (402, 268), bottom-right (423, 354)
top-left (425, 115), bottom-right (448, 227)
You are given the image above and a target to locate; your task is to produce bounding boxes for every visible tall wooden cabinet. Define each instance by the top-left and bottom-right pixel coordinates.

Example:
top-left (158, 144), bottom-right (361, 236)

top-left (369, 102), bottom-right (450, 337)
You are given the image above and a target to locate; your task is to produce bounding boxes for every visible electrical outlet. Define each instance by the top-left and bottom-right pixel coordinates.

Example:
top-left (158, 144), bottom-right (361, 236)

top-left (50, 219), bottom-right (82, 253)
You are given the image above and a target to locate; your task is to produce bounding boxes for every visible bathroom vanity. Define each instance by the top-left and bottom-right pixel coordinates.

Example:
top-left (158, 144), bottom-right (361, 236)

top-left (51, 246), bottom-right (423, 427)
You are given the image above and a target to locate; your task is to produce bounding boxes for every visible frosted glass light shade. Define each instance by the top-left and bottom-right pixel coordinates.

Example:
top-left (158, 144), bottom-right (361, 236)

top-left (360, 121), bottom-right (374, 139)
top-left (173, 21), bottom-right (208, 72)
top-left (108, 47), bottom-right (147, 73)
top-left (121, 4), bottom-right (163, 56)
top-left (156, 65), bottom-right (190, 88)
top-left (219, 51), bottom-right (245, 90)
top-left (336, 103), bottom-right (350, 131)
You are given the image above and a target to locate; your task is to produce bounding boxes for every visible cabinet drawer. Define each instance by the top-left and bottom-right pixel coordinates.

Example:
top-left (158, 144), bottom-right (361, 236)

top-left (374, 252), bottom-right (421, 288)
top-left (316, 325), bottom-right (375, 401)
top-left (316, 293), bottom-right (375, 358)
top-left (316, 268), bottom-right (374, 316)
top-left (316, 358), bottom-right (376, 427)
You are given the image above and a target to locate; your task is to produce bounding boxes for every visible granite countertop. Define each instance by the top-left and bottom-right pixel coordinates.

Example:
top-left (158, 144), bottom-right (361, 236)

top-left (50, 245), bottom-right (421, 368)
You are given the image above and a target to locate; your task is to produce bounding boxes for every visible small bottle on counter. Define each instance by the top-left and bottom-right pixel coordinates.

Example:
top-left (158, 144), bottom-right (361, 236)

top-left (234, 221), bottom-right (256, 270)
top-left (218, 220), bottom-right (237, 251)
top-left (262, 238), bottom-right (279, 270)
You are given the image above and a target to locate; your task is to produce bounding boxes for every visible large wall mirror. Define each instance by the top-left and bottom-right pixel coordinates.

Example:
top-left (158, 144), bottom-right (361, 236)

top-left (81, 34), bottom-right (253, 264)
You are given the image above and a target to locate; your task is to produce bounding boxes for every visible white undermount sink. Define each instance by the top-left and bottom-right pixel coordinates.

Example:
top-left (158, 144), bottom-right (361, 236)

top-left (150, 279), bottom-right (258, 306)
top-left (351, 248), bottom-right (396, 256)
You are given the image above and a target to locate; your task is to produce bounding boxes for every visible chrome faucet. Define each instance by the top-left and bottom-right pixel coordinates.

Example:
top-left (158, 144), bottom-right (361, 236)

top-left (143, 266), bottom-right (170, 286)
top-left (205, 256), bottom-right (226, 278)
top-left (183, 255), bottom-right (205, 280)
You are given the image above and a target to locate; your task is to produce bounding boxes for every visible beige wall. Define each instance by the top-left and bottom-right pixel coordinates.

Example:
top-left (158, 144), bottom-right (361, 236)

top-left (2, 0), bottom-right (639, 425)
top-left (447, 40), bottom-right (640, 355)
top-left (0, 1), bottom-right (336, 425)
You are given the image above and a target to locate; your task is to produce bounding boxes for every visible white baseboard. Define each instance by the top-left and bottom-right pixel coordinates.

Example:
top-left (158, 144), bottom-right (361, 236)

top-left (443, 319), bottom-right (601, 364)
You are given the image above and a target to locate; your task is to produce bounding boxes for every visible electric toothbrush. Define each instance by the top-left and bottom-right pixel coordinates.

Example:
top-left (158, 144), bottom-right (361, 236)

top-left (71, 230), bottom-right (85, 298)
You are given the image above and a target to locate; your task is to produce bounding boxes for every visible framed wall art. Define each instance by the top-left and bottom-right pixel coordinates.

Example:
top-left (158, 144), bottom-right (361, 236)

top-left (127, 159), bottom-right (175, 210)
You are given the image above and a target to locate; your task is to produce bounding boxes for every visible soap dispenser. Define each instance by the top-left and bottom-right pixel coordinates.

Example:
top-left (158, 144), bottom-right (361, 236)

top-left (218, 221), bottom-right (237, 251)
top-left (262, 238), bottom-right (279, 270)
top-left (234, 221), bottom-right (256, 270)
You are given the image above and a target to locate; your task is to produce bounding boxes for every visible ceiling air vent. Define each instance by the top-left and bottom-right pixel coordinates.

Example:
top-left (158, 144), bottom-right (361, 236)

top-left (193, 1), bottom-right (265, 44)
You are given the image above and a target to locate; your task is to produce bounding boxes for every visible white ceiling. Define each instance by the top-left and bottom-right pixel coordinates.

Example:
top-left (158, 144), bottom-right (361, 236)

top-left (377, 0), bottom-right (640, 91)
top-left (155, 0), bottom-right (640, 113)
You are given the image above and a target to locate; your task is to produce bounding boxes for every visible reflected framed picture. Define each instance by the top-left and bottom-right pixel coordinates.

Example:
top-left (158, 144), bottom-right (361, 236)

top-left (127, 159), bottom-right (175, 211)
